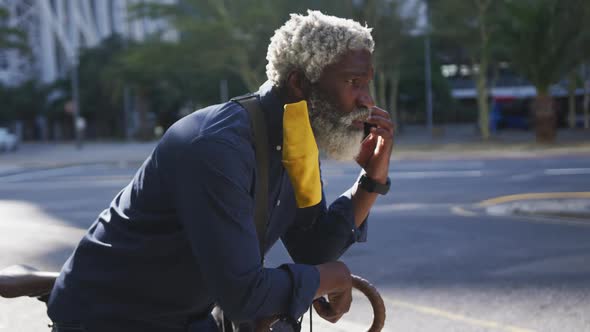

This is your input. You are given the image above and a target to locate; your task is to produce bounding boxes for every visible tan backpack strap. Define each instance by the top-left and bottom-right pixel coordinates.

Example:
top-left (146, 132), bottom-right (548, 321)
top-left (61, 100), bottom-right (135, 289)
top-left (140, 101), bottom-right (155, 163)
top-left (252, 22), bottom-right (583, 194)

top-left (232, 95), bottom-right (269, 260)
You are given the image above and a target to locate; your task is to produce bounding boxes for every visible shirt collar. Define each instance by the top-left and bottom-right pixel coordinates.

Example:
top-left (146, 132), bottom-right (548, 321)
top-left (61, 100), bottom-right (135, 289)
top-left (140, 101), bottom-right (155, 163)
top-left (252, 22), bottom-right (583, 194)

top-left (257, 81), bottom-right (284, 150)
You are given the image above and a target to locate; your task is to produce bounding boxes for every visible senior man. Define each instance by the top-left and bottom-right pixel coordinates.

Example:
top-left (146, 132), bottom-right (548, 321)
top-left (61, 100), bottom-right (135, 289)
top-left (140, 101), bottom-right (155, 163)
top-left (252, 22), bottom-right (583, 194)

top-left (47, 10), bottom-right (393, 332)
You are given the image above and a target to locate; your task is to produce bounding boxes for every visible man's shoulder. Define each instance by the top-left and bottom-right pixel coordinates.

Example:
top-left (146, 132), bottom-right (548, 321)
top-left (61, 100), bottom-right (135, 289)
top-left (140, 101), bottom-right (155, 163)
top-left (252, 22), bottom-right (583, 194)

top-left (158, 100), bottom-right (253, 158)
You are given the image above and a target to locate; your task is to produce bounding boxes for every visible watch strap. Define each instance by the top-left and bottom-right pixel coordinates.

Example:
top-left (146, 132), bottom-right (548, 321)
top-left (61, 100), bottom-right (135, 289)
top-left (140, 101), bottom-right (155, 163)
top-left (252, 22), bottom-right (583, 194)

top-left (358, 174), bottom-right (390, 195)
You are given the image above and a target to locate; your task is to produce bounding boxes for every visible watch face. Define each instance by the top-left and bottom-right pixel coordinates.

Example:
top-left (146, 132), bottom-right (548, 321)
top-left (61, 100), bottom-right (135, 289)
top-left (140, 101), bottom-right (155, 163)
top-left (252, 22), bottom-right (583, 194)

top-left (360, 175), bottom-right (375, 192)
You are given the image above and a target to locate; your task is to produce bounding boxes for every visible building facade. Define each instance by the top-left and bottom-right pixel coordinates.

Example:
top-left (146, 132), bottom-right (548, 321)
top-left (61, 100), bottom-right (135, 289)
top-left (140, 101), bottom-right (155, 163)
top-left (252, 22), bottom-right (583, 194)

top-left (0, 0), bottom-right (176, 86)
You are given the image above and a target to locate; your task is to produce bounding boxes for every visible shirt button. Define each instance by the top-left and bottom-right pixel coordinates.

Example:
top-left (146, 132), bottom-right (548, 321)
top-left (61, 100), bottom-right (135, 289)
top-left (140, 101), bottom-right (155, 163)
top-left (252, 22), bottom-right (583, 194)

top-left (276, 200), bottom-right (281, 206)
top-left (276, 145), bottom-right (282, 151)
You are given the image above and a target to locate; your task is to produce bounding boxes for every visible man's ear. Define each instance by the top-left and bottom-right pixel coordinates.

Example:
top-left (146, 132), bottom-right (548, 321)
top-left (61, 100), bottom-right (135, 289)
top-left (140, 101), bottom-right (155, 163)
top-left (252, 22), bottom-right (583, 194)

top-left (285, 70), bottom-right (311, 102)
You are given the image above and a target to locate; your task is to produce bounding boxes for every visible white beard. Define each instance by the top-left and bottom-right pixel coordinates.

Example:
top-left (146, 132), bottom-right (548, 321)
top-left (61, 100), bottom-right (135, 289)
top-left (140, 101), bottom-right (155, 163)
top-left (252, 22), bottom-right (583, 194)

top-left (307, 89), bottom-right (371, 161)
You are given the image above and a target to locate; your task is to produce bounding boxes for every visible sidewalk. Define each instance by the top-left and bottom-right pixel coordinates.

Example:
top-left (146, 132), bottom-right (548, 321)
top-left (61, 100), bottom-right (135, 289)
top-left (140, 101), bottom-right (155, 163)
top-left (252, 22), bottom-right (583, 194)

top-left (392, 124), bottom-right (590, 159)
top-left (0, 141), bottom-right (156, 176)
top-left (485, 199), bottom-right (590, 220)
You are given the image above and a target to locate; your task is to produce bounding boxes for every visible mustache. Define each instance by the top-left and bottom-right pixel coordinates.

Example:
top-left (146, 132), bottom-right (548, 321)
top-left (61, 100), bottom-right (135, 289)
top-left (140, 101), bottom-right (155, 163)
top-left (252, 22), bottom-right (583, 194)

top-left (337, 107), bottom-right (371, 126)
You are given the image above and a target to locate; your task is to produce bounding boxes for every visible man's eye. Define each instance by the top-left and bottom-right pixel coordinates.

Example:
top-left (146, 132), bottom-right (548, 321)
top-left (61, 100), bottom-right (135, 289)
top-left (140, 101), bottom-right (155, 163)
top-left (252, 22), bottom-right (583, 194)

top-left (346, 78), bottom-right (362, 88)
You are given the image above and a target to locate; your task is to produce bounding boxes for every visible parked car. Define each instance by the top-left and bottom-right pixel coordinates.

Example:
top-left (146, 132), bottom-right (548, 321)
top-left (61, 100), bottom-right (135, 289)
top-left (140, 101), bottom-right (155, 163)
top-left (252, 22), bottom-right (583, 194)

top-left (0, 127), bottom-right (18, 152)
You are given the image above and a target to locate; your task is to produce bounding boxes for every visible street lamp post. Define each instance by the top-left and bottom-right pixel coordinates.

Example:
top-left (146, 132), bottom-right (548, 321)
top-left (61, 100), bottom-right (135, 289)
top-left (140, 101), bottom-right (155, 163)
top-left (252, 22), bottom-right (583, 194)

top-left (70, 57), bottom-right (82, 149)
top-left (424, 0), bottom-right (434, 136)
top-left (65, 0), bottom-right (83, 149)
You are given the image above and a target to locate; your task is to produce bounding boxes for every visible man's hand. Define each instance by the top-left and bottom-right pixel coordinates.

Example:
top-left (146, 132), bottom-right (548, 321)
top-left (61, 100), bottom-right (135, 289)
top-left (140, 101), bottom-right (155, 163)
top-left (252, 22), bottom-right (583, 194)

top-left (355, 106), bottom-right (394, 183)
top-left (313, 289), bottom-right (352, 323)
top-left (314, 262), bottom-right (353, 323)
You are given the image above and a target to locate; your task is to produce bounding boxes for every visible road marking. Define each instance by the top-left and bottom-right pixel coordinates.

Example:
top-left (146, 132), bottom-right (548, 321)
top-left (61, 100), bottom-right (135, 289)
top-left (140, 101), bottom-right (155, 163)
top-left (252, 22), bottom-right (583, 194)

top-left (393, 160), bottom-right (485, 170)
top-left (478, 192), bottom-right (590, 207)
top-left (0, 180), bottom-right (127, 190)
top-left (373, 203), bottom-right (460, 212)
top-left (450, 206), bottom-right (478, 216)
top-left (383, 296), bottom-right (537, 332)
top-left (392, 170), bottom-right (482, 179)
top-left (322, 169), bottom-right (485, 179)
top-left (509, 173), bottom-right (536, 181)
top-left (0, 166), bottom-right (88, 183)
top-left (493, 213), bottom-right (590, 227)
top-left (544, 168), bottom-right (590, 175)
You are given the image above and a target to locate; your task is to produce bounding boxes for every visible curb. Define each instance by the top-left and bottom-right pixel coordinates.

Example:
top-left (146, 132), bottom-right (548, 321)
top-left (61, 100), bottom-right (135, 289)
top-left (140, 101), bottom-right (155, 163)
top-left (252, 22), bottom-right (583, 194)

top-left (511, 210), bottom-right (590, 221)
top-left (450, 193), bottom-right (590, 222)
top-left (0, 160), bottom-right (144, 178)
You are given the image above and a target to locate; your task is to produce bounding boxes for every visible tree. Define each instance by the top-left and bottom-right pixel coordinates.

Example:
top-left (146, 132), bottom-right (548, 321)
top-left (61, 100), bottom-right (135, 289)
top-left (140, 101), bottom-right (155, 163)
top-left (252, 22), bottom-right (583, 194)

top-left (578, 34), bottom-right (590, 130)
top-left (0, 7), bottom-right (32, 126)
top-left (355, 0), bottom-right (416, 126)
top-left (566, 70), bottom-right (581, 129)
top-left (112, 0), bottom-right (317, 138)
top-left (430, 0), bottom-right (503, 140)
top-left (76, 35), bottom-right (128, 138)
top-left (397, 37), bottom-right (454, 125)
top-left (584, 65), bottom-right (590, 129)
top-left (103, 36), bottom-right (173, 140)
top-left (0, 7), bottom-right (28, 53)
top-left (0, 81), bottom-right (48, 139)
top-left (113, 0), bottom-right (417, 137)
top-left (497, 0), bottom-right (590, 142)
top-left (131, 0), bottom-right (309, 92)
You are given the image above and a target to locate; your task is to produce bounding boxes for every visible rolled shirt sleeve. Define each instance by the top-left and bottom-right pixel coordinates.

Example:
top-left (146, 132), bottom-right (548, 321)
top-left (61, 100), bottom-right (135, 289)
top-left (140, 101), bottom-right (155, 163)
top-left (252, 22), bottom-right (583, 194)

top-left (171, 136), bottom-right (318, 321)
top-left (340, 185), bottom-right (369, 243)
top-left (281, 184), bottom-right (369, 266)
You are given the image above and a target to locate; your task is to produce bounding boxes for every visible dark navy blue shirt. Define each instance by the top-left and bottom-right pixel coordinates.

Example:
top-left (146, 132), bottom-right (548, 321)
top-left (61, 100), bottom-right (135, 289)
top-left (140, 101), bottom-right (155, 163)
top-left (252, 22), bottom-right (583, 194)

top-left (47, 82), bottom-right (368, 331)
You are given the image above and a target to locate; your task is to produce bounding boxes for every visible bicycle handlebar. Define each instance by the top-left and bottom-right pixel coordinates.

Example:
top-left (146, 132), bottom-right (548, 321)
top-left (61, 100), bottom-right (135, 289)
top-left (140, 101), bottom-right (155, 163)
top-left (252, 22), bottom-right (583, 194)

top-left (1, 266), bottom-right (386, 331)
top-left (0, 265), bottom-right (57, 298)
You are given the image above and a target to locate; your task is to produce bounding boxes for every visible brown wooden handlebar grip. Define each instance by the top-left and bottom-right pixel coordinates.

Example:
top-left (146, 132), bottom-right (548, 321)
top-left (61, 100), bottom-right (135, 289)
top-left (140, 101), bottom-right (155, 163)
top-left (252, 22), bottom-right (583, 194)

top-left (0, 265), bottom-right (58, 298)
top-left (351, 274), bottom-right (386, 332)
top-left (255, 274), bottom-right (386, 331)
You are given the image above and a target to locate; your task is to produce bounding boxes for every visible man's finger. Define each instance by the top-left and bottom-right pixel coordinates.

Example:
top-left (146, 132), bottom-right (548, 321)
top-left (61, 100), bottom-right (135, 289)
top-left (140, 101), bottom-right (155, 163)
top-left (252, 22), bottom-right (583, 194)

top-left (365, 116), bottom-right (394, 134)
top-left (313, 300), bottom-right (342, 323)
top-left (370, 106), bottom-right (390, 119)
top-left (370, 127), bottom-right (394, 141)
top-left (330, 289), bottom-right (353, 315)
top-left (355, 133), bottom-right (377, 168)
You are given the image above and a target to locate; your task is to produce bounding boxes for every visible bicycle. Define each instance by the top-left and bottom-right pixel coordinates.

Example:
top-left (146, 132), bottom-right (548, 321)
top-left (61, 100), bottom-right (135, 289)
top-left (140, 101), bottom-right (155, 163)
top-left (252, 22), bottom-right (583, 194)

top-left (0, 264), bottom-right (386, 331)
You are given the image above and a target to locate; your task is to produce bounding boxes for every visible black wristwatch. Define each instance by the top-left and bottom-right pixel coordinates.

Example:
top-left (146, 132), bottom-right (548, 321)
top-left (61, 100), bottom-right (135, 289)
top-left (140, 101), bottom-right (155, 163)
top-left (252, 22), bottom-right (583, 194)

top-left (358, 174), bottom-right (391, 195)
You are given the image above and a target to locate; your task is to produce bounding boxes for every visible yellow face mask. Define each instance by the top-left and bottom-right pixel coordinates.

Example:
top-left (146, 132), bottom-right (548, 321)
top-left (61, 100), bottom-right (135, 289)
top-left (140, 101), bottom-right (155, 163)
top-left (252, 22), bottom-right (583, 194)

top-left (282, 100), bottom-right (322, 208)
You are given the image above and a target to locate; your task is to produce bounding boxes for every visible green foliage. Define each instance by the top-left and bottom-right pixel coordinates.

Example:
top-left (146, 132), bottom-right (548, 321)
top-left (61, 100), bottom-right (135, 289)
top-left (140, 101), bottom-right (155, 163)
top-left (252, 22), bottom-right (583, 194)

top-left (5, 0), bottom-right (590, 140)
top-left (127, 0), bottom-right (308, 92)
top-left (0, 81), bottom-right (48, 124)
top-left (76, 35), bottom-right (127, 137)
top-left (398, 38), bottom-right (454, 123)
top-left (0, 7), bottom-right (29, 54)
top-left (123, 0), bottom-right (412, 101)
top-left (496, 0), bottom-right (590, 94)
top-left (430, 0), bottom-right (505, 138)
top-left (109, 0), bottom-right (417, 133)
top-left (0, 7), bottom-right (35, 125)
top-left (430, 0), bottom-right (503, 62)
top-left (354, 0), bottom-right (416, 116)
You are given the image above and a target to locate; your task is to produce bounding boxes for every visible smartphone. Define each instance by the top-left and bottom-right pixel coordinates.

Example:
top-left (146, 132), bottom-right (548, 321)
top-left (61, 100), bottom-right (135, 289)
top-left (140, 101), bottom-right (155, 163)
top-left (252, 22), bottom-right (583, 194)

top-left (363, 122), bottom-right (376, 141)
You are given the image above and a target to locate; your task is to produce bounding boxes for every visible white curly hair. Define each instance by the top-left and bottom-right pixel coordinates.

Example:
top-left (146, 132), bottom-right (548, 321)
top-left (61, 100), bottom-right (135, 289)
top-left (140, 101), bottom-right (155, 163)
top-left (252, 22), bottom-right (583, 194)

top-left (266, 10), bottom-right (374, 88)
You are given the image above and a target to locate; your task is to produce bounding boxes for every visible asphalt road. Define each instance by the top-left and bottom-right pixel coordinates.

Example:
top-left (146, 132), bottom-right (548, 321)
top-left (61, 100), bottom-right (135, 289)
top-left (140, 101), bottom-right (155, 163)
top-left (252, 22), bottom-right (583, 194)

top-left (1, 154), bottom-right (589, 332)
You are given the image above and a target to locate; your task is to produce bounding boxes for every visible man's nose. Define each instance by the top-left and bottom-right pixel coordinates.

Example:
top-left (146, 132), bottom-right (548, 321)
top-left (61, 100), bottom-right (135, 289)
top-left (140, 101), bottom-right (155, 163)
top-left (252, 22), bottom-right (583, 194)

top-left (357, 88), bottom-right (375, 109)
